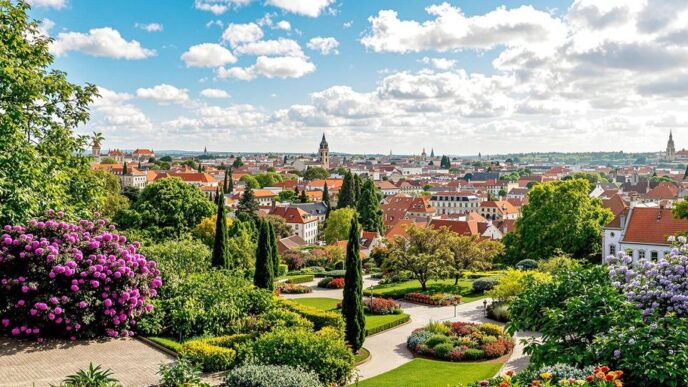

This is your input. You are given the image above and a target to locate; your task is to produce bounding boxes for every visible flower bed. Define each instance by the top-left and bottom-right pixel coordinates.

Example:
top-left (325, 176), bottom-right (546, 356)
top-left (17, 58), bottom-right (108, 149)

top-left (363, 297), bottom-right (402, 315)
top-left (407, 321), bottom-right (513, 362)
top-left (471, 365), bottom-right (624, 387)
top-left (317, 277), bottom-right (345, 289)
top-left (277, 283), bottom-right (313, 294)
top-left (404, 292), bottom-right (460, 306)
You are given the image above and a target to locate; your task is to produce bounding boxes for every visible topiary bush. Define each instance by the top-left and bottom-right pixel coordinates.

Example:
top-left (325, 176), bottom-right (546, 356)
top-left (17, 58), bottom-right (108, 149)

top-left (224, 364), bottom-right (321, 387)
top-left (179, 339), bottom-right (237, 372)
top-left (0, 212), bottom-right (161, 340)
top-left (472, 277), bottom-right (499, 293)
top-left (515, 259), bottom-right (538, 270)
top-left (463, 348), bottom-right (486, 360)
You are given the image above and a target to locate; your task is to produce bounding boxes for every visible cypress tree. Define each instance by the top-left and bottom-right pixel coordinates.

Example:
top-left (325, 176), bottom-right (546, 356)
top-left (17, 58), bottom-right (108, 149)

top-left (342, 216), bottom-right (365, 353)
top-left (299, 189), bottom-right (309, 203)
top-left (211, 188), bottom-right (228, 268)
top-left (357, 180), bottom-right (384, 234)
top-left (122, 161), bottom-right (128, 175)
top-left (268, 222), bottom-right (280, 277)
top-left (323, 182), bottom-right (331, 218)
top-left (223, 168), bottom-right (229, 192)
top-left (227, 168), bottom-right (234, 193)
top-left (337, 171), bottom-right (356, 209)
top-left (684, 165), bottom-right (688, 180)
top-left (253, 219), bottom-right (274, 290)
top-left (237, 184), bottom-right (259, 218)
top-left (353, 173), bottom-right (362, 203)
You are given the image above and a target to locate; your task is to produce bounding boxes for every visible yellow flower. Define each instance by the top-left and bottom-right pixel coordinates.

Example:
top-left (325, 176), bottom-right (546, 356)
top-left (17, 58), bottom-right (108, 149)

top-left (540, 372), bottom-right (552, 380)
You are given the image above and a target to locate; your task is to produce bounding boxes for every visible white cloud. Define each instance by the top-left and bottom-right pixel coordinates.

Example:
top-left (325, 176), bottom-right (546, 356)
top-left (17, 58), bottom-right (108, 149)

top-left (200, 89), bottom-right (230, 98)
top-left (265, 0), bottom-right (335, 17)
top-left (181, 43), bottom-right (237, 67)
top-left (276, 20), bottom-right (291, 31)
top-left (136, 84), bottom-right (189, 104)
top-left (50, 27), bottom-right (156, 59)
top-left (222, 23), bottom-right (263, 46)
top-left (27, 0), bottom-right (65, 9)
top-left (361, 3), bottom-right (566, 54)
top-left (89, 87), bottom-right (153, 136)
top-left (217, 56), bottom-right (315, 80)
top-left (38, 18), bottom-right (55, 36)
top-left (234, 38), bottom-right (304, 57)
top-left (135, 23), bottom-right (163, 32)
top-left (343, 21), bottom-right (353, 29)
top-left (194, 0), bottom-right (251, 15)
top-left (420, 57), bottom-right (456, 70)
top-left (307, 37), bottom-right (339, 55)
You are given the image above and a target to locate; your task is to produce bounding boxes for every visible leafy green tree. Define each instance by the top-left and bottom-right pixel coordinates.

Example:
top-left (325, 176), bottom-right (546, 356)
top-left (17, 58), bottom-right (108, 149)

top-left (357, 180), bottom-right (384, 234)
top-left (232, 157), bottom-right (244, 168)
top-left (337, 172), bottom-right (356, 209)
top-left (253, 219), bottom-right (274, 290)
top-left (323, 182), bottom-right (331, 218)
top-left (255, 172), bottom-right (283, 188)
top-left (211, 189), bottom-right (228, 268)
top-left (120, 177), bottom-right (214, 239)
top-left (303, 167), bottom-right (330, 180)
top-left (447, 234), bottom-right (502, 285)
top-left (277, 189), bottom-right (296, 203)
top-left (240, 175), bottom-right (260, 189)
top-left (100, 157), bottom-right (118, 164)
top-left (342, 217), bottom-right (365, 353)
top-left (227, 219), bottom-right (256, 270)
top-left (121, 186), bottom-right (141, 204)
top-left (502, 179), bottom-right (613, 264)
top-left (139, 239), bottom-right (211, 282)
top-left (263, 214), bottom-right (293, 238)
top-left (323, 208), bottom-right (356, 244)
top-left (159, 155), bottom-right (173, 162)
top-left (94, 170), bottom-right (129, 217)
top-left (0, 1), bottom-right (104, 224)
top-left (237, 185), bottom-right (259, 219)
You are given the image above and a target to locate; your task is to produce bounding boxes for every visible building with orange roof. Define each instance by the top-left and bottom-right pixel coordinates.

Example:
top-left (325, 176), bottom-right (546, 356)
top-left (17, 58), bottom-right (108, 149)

top-left (478, 200), bottom-right (520, 221)
top-left (428, 218), bottom-right (503, 240)
top-left (270, 206), bottom-right (318, 244)
top-left (384, 219), bottom-right (427, 239)
top-left (155, 172), bottom-right (219, 188)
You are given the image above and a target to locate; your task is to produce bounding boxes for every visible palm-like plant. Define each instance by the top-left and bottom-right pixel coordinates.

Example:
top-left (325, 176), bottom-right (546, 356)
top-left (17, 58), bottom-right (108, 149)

top-left (60, 363), bottom-right (120, 387)
top-left (91, 132), bottom-right (104, 148)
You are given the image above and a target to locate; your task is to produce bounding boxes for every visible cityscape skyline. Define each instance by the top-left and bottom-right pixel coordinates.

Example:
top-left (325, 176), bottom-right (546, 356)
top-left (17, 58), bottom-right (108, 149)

top-left (28, 0), bottom-right (688, 154)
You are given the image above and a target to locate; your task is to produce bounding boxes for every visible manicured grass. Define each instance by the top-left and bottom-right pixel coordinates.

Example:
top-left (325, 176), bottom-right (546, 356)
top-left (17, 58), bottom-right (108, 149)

top-left (146, 336), bottom-right (183, 353)
top-left (367, 279), bottom-right (486, 302)
top-left (354, 347), bottom-right (371, 364)
top-left (353, 359), bottom-right (502, 387)
top-left (293, 298), bottom-right (410, 335)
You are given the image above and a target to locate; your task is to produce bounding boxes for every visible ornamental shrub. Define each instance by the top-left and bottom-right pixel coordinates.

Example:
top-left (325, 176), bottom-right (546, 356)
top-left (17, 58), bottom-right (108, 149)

top-left (486, 268), bottom-right (551, 303)
top-left (328, 277), bottom-right (345, 289)
top-left (224, 364), bottom-right (321, 387)
top-left (408, 321), bottom-right (512, 362)
top-left (425, 334), bottom-right (451, 348)
top-left (472, 277), bottom-right (498, 293)
top-left (434, 342), bottom-right (454, 359)
top-left (463, 348), bottom-right (485, 360)
top-left (486, 302), bottom-right (510, 323)
top-left (363, 297), bottom-right (401, 315)
top-left (0, 212), bottom-right (161, 340)
top-left (179, 339), bottom-right (237, 372)
top-left (515, 259), bottom-right (538, 269)
top-left (157, 358), bottom-right (208, 387)
top-left (278, 299), bottom-right (344, 331)
top-left (250, 328), bottom-right (354, 385)
top-left (322, 269), bottom-right (346, 278)
top-left (478, 323), bottom-right (504, 337)
top-left (317, 277), bottom-right (332, 288)
top-left (406, 330), bottom-right (434, 349)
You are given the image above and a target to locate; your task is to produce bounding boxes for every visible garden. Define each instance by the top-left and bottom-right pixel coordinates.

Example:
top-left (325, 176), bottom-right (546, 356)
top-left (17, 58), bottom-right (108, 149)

top-left (407, 321), bottom-right (513, 362)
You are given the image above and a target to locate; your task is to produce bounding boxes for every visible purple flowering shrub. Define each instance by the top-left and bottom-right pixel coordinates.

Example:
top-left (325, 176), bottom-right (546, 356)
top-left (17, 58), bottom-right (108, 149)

top-left (0, 211), bottom-right (161, 341)
top-left (607, 235), bottom-right (688, 317)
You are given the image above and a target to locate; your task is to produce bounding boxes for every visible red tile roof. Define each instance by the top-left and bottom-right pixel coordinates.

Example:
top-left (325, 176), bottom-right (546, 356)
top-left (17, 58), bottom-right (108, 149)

top-left (645, 182), bottom-right (679, 200)
top-left (429, 219), bottom-right (480, 236)
top-left (270, 207), bottom-right (315, 224)
top-left (622, 207), bottom-right (688, 245)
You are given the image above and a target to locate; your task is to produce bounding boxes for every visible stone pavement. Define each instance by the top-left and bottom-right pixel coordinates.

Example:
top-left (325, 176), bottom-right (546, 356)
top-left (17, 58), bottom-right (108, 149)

top-left (0, 336), bottom-right (173, 387)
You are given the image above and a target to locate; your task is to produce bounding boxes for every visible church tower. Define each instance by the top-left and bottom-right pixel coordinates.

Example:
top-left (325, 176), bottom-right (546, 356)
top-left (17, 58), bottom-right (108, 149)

top-left (666, 130), bottom-right (676, 160)
top-left (319, 133), bottom-right (330, 169)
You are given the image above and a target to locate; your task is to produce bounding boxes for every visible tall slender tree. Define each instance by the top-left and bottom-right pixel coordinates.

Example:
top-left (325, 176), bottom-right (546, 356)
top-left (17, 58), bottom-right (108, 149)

top-left (227, 168), bottom-right (234, 193)
top-left (237, 184), bottom-right (259, 218)
top-left (357, 180), bottom-right (384, 234)
top-left (342, 216), bottom-right (365, 353)
top-left (223, 168), bottom-right (229, 192)
top-left (253, 219), bottom-right (274, 290)
top-left (323, 182), bottom-right (331, 218)
top-left (353, 173), bottom-right (363, 203)
top-left (211, 188), bottom-right (228, 268)
top-left (268, 222), bottom-right (280, 276)
top-left (122, 161), bottom-right (128, 175)
top-left (337, 171), bottom-right (356, 209)
top-left (299, 188), bottom-right (309, 203)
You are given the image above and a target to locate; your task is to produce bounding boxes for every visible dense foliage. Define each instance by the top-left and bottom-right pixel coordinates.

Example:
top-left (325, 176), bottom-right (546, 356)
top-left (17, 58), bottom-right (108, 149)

top-left (323, 208), bottom-right (356, 244)
top-left (0, 213), bottom-right (161, 339)
top-left (342, 217), bottom-right (365, 353)
top-left (224, 364), bottom-right (321, 387)
top-left (407, 321), bottom-right (513, 361)
top-left (138, 239), bottom-right (210, 283)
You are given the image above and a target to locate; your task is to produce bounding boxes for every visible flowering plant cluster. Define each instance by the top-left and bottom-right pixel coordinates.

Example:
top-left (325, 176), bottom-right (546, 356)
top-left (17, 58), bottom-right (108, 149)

top-left (363, 297), bottom-right (402, 315)
top-left (607, 236), bottom-right (688, 317)
top-left (0, 211), bottom-right (161, 340)
top-left (317, 277), bottom-right (344, 289)
top-left (404, 292), bottom-right (460, 306)
top-left (407, 321), bottom-right (512, 361)
top-left (276, 283), bottom-right (313, 294)
top-left (472, 366), bottom-right (624, 387)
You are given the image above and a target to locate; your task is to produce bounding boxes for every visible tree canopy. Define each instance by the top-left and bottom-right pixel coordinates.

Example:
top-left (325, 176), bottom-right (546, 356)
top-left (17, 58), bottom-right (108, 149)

top-left (323, 208), bottom-right (357, 244)
top-left (303, 167), bottom-right (330, 180)
top-left (357, 179), bottom-right (384, 234)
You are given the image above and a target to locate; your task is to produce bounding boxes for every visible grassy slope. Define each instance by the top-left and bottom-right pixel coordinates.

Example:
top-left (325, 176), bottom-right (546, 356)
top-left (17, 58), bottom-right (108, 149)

top-left (354, 359), bottom-right (502, 387)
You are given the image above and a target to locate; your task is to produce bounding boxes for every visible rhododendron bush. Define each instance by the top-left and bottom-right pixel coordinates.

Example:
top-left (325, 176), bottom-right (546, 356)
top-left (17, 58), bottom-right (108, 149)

top-left (0, 211), bottom-right (161, 340)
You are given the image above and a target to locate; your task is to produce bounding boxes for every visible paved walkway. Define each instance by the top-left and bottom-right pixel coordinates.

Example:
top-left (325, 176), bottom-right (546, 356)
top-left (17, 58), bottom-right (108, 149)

top-left (283, 276), bottom-right (538, 380)
top-left (0, 336), bottom-right (173, 387)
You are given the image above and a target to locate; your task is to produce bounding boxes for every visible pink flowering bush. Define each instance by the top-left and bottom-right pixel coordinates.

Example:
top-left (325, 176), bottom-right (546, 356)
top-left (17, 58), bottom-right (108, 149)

top-left (0, 211), bottom-right (161, 340)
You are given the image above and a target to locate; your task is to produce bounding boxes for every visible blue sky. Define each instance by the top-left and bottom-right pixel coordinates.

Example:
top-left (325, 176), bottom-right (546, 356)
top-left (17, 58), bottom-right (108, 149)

top-left (27, 0), bottom-right (688, 155)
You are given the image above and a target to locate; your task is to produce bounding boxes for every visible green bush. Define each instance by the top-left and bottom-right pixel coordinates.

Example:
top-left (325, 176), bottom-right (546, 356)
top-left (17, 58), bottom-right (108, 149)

top-left (515, 259), bottom-right (538, 270)
top-left (287, 274), bottom-right (314, 284)
top-left (250, 328), bottom-right (354, 385)
top-left (279, 299), bottom-right (344, 331)
top-left (478, 323), bottom-right (504, 337)
top-left (322, 269), bottom-right (346, 278)
top-left (147, 337), bottom-right (183, 353)
top-left (463, 348), bottom-right (486, 360)
top-left (434, 342), bottom-right (454, 359)
top-left (425, 334), bottom-right (451, 348)
top-left (425, 321), bottom-right (451, 335)
top-left (278, 264), bottom-right (288, 277)
top-left (487, 302), bottom-right (510, 323)
top-left (139, 239), bottom-right (211, 282)
top-left (157, 358), bottom-right (208, 387)
top-left (180, 340), bottom-right (237, 372)
top-left (472, 277), bottom-right (499, 293)
top-left (224, 364), bottom-right (321, 387)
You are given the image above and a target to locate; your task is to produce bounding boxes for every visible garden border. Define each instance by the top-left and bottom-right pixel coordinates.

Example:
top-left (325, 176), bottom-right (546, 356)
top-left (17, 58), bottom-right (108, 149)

top-left (137, 336), bottom-right (179, 357)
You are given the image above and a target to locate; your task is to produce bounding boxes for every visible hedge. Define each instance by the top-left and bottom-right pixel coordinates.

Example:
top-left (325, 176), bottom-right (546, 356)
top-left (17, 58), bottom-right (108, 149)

top-left (146, 336), bottom-right (183, 353)
top-left (180, 334), bottom-right (252, 372)
top-left (279, 299), bottom-right (344, 331)
top-left (278, 264), bottom-right (289, 277)
top-left (287, 274), bottom-right (314, 284)
top-left (366, 314), bottom-right (410, 336)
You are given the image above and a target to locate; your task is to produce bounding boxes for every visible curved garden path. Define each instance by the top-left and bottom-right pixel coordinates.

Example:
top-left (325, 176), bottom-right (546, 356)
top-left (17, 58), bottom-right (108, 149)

top-left (282, 276), bottom-right (538, 381)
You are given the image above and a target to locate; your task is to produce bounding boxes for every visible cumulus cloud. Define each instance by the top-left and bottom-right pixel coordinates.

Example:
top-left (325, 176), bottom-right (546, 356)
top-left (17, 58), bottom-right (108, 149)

top-left (420, 57), bottom-right (456, 70)
top-left (234, 39), bottom-right (304, 57)
top-left (265, 0), bottom-right (335, 17)
top-left (181, 43), bottom-right (237, 67)
top-left (27, 0), bottom-right (65, 9)
top-left (89, 87), bottom-right (153, 136)
top-left (135, 23), bottom-right (163, 32)
top-left (136, 84), bottom-right (189, 104)
top-left (276, 20), bottom-right (291, 31)
top-left (200, 89), bottom-right (230, 98)
top-left (217, 56), bottom-right (316, 80)
top-left (307, 37), bottom-right (339, 55)
top-left (222, 23), bottom-right (263, 46)
top-left (50, 27), bottom-right (156, 59)
top-left (194, 0), bottom-right (251, 15)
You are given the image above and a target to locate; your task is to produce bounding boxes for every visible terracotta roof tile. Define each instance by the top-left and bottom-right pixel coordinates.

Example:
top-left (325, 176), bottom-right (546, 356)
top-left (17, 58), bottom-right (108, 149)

top-left (622, 207), bottom-right (688, 245)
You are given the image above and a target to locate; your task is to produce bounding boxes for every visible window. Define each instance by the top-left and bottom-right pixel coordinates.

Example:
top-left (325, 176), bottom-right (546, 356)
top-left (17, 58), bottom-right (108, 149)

top-left (609, 245), bottom-right (616, 256)
top-left (651, 251), bottom-right (659, 260)
top-left (638, 250), bottom-right (646, 260)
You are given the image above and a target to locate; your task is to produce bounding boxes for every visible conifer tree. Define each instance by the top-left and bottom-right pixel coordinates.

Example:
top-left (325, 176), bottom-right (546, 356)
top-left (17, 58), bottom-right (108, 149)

top-left (357, 180), bottom-right (384, 234)
top-left (268, 222), bottom-right (280, 276)
top-left (253, 219), bottom-right (274, 290)
top-left (353, 173), bottom-right (362, 202)
top-left (323, 182), bottom-right (331, 218)
top-left (237, 184), bottom-right (259, 218)
top-left (227, 168), bottom-right (234, 193)
top-left (342, 216), bottom-right (365, 353)
top-left (211, 188), bottom-right (228, 268)
top-left (223, 168), bottom-right (229, 192)
top-left (122, 161), bottom-right (128, 175)
top-left (299, 189), bottom-right (309, 203)
top-left (337, 171), bottom-right (356, 209)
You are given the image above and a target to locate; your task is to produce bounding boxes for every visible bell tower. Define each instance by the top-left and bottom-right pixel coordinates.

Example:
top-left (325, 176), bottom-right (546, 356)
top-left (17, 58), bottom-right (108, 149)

top-left (319, 133), bottom-right (329, 169)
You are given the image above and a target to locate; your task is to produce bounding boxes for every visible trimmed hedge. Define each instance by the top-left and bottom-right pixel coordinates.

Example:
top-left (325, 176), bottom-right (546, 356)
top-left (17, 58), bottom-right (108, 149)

top-left (147, 336), bottom-right (183, 353)
top-left (366, 314), bottom-right (410, 336)
top-left (279, 299), bottom-right (344, 331)
top-left (322, 270), bottom-right (346, 278)
top-left (287, 274), bottom-right (315, 284)
top-left (224, 364), bottom-right (321, 387)
top-left (180, 334), bottom-right (252, 372)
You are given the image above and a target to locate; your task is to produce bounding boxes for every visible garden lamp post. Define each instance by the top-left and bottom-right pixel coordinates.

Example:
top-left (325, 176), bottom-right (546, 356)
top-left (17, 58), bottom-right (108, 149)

top-left (483, 299), bottom-right (488, 317)
top-left (453, 299), bottom-right (459, 318)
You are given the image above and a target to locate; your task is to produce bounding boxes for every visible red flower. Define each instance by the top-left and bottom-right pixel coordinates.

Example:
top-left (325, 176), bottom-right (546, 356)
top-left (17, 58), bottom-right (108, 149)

top-left (586, 376), bottom-right (594, 382)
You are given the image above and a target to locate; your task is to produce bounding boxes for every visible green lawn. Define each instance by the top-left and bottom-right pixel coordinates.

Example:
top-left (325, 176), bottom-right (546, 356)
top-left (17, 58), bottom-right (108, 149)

top-left (354, 347), bottom-right (371, 364)
top-left (146, 336), bottom-right (183, 353)
top-left (353, 359), bottom-right (502, 387)
top-left (292, 298), bottom-right (410, 335)
top-left (367, 279), bottom-right (486, 302)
